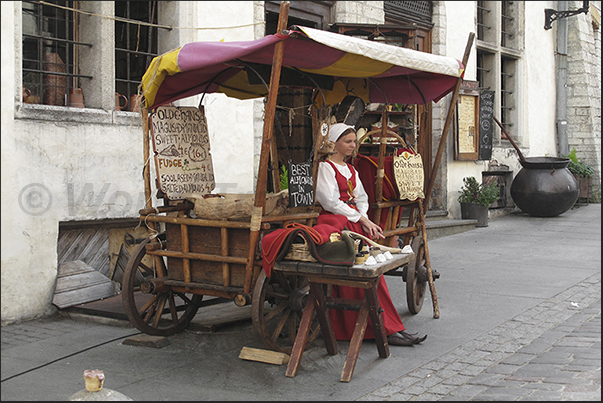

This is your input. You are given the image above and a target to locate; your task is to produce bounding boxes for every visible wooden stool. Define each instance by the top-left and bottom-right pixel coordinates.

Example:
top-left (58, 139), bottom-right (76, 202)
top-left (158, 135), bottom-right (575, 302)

top-left (274, 252), bottom-right (413, 382)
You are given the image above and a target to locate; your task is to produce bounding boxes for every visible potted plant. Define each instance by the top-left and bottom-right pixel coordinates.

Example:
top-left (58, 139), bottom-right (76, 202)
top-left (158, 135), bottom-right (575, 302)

top-left (458, 176), bottom-right (500, 227)
top-left (564, 147), bottom-right (594, 203)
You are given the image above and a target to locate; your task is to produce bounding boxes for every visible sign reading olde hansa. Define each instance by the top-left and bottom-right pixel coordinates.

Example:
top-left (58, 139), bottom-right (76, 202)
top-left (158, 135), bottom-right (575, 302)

top-left (393, 150), bottom-right (425, 201)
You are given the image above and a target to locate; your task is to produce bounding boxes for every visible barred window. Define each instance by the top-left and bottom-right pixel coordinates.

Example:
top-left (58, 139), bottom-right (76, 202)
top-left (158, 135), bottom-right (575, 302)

top-left (115, 1), bottom-right (159, 105)
top-left (476, 1), bottom-right (522, 134)
top-left (22, 1), bottom-right (91, 106)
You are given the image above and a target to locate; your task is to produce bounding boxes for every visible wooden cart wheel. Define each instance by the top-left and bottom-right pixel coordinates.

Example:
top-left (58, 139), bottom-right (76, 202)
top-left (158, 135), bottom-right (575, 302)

top-left (406, 235), bottom-right (428, 314)
top-left (122, 235), bottom-right (202, 336)
top-left (251, 269), bottom-right (322, 354)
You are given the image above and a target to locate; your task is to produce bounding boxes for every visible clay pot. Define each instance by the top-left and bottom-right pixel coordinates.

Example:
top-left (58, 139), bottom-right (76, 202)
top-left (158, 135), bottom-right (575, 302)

top-left (116, 93), bottom-right (128, 111)
top-left (23, 87), bottom-right (32, 102)
top-left (43, 53), bottom-right (67, 106)
top-left (66, 88), bottom-right (85, 108)
top-left (130, 94), bottom-right (142, 112)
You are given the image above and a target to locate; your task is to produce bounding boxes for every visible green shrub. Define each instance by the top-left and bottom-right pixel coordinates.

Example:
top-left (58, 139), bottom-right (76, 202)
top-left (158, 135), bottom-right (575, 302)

top-left (458, 176), bottom-right (500, 207)
top-left (564, 147), bottom-right (594, 178)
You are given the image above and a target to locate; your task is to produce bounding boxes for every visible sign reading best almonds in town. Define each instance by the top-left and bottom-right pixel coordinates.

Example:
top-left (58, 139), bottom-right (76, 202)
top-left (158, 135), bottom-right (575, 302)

top-left (393, 151), bottom-right (425, 201)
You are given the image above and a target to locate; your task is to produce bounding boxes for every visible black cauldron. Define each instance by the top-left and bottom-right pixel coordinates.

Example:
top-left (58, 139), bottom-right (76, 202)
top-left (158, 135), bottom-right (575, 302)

top-left (510, 157), bottom-right (579, 217)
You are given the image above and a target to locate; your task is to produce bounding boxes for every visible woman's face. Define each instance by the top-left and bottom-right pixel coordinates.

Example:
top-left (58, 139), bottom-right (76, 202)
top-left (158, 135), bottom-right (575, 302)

top-left (335, 132), bottom-right (357, 157)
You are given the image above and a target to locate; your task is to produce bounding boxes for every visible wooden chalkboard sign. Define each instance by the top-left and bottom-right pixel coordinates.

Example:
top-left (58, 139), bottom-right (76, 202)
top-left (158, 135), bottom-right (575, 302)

top-left (478, 90), bottom-right (494, 160)
top-left (454, 81), bottom-right (480, 161)
top-left (288, 161), bottom-right (314, 207)
top-left (150, 106), bottom-right (215, 200)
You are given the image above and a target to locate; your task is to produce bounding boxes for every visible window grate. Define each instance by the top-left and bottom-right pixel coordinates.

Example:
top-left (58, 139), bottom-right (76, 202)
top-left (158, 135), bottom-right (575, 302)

top-left (22, 0), bottom-right (89, 106)
top-left (477, 1), bottom-right (491, 41)
top-left (384, 1), bottom-right (432, 26)
top-left (501, 1), bottom-right (514, 47)
top-left (115, 1), bottom-right (159, 103)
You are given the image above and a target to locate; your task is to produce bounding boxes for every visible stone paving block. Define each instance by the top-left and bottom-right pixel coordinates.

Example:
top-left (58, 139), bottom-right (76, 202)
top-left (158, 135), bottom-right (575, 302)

top-left (459, 363), bottom-right (490, 376)
top-left (512, 363), bottom-right (565, 377)
top-left (466, 372), bottom-right (507, 386)
top-left (444, 384), bottom-right (489, 398)
top-left (440, 373), bottom-right (474, 386)
top-left (389, 375), bottom-right (422, 388)
top-left (517, 390), bottom-right (570, 401)
top-left (483, 363), bottom-right (520, 375)
top-left (413, 392), bottom-right (445, 400)
top-left (528, 350), bottom-right (573, 364)
top-left (404, 383), bottom-right (431, 395)
top-left (388, 391), bottom-right (417, 400)
top-left (428, 383), bottom-right (458, 396)
top-left (474, 385), bottom-right (533, 398)
top-left (500, 352), bottom-right (537, 365)
top-left (520, 382), bottom-right (564, 391)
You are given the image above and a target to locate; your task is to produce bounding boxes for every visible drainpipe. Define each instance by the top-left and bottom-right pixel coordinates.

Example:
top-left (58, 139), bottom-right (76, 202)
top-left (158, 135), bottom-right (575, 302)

top-left (556, 1), bottom-right (569, 157)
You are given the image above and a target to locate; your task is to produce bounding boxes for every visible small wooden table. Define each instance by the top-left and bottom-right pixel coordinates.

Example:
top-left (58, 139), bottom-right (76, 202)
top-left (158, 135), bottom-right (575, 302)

top-left (273, 252), bottom-right (414, 382)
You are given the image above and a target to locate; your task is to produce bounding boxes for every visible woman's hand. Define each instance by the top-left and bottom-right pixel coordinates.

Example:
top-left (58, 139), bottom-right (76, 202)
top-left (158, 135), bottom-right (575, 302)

top-left (358, 216), bottom-right (385, 240)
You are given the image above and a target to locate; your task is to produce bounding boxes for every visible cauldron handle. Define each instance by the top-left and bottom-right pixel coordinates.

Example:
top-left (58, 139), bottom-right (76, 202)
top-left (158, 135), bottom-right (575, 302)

top-left (494, 116), bottom-right (526, 163)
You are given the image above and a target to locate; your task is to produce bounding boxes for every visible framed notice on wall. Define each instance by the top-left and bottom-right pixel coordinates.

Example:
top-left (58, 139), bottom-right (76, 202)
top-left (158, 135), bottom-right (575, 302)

top-left (150, 106), bottom-right (215, 200)
top-left (454, 81), bottom-right (480, 161)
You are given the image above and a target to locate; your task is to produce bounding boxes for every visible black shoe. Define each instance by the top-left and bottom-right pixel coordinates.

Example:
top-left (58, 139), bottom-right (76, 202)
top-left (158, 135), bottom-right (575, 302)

top-left (387, 332), bottom-right (415, 346)
top-left (400, 330), bottom-right (427, 344)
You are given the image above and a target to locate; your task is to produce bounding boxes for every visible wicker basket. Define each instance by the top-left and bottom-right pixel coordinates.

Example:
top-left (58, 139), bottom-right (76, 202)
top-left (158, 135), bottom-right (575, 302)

top-left (283, 236), bottom-right (317, 262)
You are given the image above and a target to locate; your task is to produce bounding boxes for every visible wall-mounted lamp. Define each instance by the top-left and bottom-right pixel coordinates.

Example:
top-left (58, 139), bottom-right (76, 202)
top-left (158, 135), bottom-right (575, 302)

top-left (545, 1), bottom-right (589, 30)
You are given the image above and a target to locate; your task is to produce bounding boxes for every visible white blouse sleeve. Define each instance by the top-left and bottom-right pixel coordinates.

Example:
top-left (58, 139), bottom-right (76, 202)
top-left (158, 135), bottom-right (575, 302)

top-left (353, 168), bottom-right (370, 219)
top-left (316, 162), bottom-right (362, 222)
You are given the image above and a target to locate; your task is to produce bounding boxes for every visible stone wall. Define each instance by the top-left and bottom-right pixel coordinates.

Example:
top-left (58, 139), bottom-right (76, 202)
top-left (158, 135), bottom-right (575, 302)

top-left (567, 1), bottom-right (602, 201)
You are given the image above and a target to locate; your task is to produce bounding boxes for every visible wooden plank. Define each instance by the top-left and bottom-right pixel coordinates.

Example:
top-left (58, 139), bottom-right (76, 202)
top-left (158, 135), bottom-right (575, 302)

top-left (122, 334), bottom-right (170, 348)
top-left (52, 282), bottom-right (117, 308)
top-left (55, 272), bottom-right (112, 292)
top-left (239, 347), bottom-right (290, 366)
top-left (52, 260), bottom-right (118, 309)
top-left (56, 260), bottom-right (95, 276)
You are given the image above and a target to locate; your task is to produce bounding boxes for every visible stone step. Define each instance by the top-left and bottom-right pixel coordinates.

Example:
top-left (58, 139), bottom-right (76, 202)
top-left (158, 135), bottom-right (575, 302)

top-left (425, 218), bottom-right (477, 240)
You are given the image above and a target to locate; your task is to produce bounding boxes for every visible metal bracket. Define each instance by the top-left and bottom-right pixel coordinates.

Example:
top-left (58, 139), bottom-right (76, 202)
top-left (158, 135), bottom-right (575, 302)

top-left (545, 1), bottom-right (589, 30)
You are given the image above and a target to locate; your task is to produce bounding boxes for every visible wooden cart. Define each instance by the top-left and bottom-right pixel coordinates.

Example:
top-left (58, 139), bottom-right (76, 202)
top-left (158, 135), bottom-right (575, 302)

top-left (122, 1), bottom-right (474, 354)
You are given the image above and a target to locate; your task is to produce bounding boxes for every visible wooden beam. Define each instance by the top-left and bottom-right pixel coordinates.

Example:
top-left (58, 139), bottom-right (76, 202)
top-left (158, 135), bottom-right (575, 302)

top-left (244, 1), bottom-right (290, 296)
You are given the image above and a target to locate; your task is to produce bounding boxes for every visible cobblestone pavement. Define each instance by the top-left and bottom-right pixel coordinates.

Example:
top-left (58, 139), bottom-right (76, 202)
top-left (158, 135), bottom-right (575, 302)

top-left (360, 274), bottom-right (601, 401)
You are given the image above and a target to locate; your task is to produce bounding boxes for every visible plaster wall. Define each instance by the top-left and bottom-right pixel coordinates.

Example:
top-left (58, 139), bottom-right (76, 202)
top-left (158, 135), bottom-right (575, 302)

top-left (2, 0), bottom-right (146, 322)
top-left (443, 1), bottom-right (488, 219)
top-left (443, 1), bottom-right (559, 219)
top-left (182, 1), bottom-right (259, 194)
top-left (1, 1), bottom-right (261, 323)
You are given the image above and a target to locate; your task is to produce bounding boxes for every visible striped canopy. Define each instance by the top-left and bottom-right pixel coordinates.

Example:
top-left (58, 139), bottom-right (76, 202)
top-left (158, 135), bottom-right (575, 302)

top-left (141, 25), bottom-right (464, 110)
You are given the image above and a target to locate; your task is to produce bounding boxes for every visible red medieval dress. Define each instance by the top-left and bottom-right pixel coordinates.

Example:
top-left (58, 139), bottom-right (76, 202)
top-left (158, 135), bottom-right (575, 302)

top-left (315, 159), bottom-right (406, 340)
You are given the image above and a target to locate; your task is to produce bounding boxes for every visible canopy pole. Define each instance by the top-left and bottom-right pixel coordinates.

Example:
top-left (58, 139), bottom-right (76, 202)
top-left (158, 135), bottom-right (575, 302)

top-left (424, 32), bottom-right (475, 208)
top-left (243, 1), bottom-right (290, 299)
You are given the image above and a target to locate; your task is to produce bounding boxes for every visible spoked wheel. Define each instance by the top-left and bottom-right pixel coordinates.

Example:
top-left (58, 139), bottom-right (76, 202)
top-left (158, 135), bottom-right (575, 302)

top-left (405, 235), bottom-right (428, 314)
top-left (251, 270), bottom-right (322, 354)
top-left (122, 235), bottom-right (202, 336)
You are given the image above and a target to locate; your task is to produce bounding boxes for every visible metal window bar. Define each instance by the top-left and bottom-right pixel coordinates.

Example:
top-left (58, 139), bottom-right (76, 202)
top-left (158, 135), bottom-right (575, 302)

top-left (501, 58), bottom-right (514, 127)
top-left (501, 2), bottom-right (514, 47)
top-left (477, 1), bottom-right (491, 41)
top-left (22, 0), bottom-right (83, 106)
top-left (115, 1), bottom-right (159, 101)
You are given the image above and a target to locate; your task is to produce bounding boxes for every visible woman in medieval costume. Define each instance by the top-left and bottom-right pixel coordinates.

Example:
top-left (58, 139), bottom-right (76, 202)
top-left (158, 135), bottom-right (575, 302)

top-left (315, 123), bottom-right (427, 346)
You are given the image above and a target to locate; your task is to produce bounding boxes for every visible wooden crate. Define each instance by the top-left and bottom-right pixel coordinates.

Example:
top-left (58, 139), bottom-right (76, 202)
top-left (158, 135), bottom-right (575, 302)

top-left (164, 223), bottom-right (251, 287)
